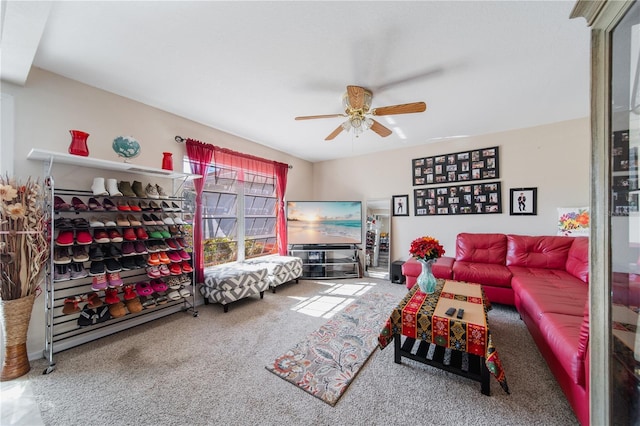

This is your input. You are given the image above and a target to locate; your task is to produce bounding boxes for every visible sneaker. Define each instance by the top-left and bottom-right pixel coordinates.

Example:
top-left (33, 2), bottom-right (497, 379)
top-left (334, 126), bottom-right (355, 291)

top-left (121, 241), bottom-right (135, 256)
top-left (159, 264), bottom-right (171, 276)
top-left (177, 249), bottom-right (191, 260)
top-left (167, 251), bottom-right (181, 263)
top-left (72, 246), bottom-right (90, 262)
top-left (135, 227), bottom-right (149, 240)
top-left (176, 238), bottom-right (188, 248)
top-left (155, 184), bottom-right (169, 199)
top-left (165, 239), bottom-right (178, 250)
top-left (91, 273), bottom-right (108, 291)
top-left (89, 261), bottom-right (106, 276)
top-left (76, 230), bottom-right (93, 245)
top-left (146, 266), bottom-right (161, 279)
top-left (168, 263), bottom-right (181, 275)
top-left (133, 255), bottom-right (147, 268)
top-left (88, 244), bottom-right (105, 261)
top-left (107, 271), bottom-right (123, 287)
top-left (145, 241), bottom-right (159, 253)
top-left (120, 256), bottom-right (136, 271)
top-left (53, 247), bottom-right (72, 264)
top-left (104, 244), bottom-right (122, 258)
top-left (93, 229), bottom-right (110, 244)
top-left (123, 228), bottom-right (137, 241)
top-left (56, 230), bottom-right (74, 246)
top-left (108, 229), bottom-right (123, 243)
top-left (53, 264), bottom-right (71, 281)
top-left (180, 261), bottom-right (193, 273)
top-left (104, 258), bottom-right (122, 273)
top-left (69, 262), bottom-right (89, 279)
top-left (158, 252), bottom-right (171, 264)
top-left (148, 228), bottom-right (164, 239)
top-left (134, 241), bottom-right (148, 254)
top-left (145, 183), bottom-right (159, 199)
top-left (147, 253), bottom-right (161, 266)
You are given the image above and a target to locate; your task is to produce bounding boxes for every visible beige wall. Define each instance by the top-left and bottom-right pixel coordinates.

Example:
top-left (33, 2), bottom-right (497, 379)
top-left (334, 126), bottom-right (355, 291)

top-left (1, 68), bottom-right (314, 360)
top-left (312, 118), bottom-right (590, 262)
top-left (1, 67), bottom-right (590, 362)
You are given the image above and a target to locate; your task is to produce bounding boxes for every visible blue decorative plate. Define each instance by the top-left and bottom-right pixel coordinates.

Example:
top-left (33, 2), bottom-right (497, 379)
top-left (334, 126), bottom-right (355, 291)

top-left (112, 136), bottom-right (141, 160)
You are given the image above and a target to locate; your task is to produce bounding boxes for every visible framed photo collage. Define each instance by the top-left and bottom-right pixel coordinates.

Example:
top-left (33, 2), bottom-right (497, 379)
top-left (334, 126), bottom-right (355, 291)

top-left (412, 146), bottom-right (502, 216)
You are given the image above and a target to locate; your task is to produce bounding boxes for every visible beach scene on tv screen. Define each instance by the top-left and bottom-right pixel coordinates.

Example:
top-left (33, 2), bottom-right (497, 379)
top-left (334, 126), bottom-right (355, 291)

top-left (287, 201), bottom-right (362, 244)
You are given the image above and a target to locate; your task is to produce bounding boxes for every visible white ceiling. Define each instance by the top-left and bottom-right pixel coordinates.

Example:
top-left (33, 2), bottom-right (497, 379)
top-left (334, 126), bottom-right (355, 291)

top-left (2, 1), bottom-right (591, 163)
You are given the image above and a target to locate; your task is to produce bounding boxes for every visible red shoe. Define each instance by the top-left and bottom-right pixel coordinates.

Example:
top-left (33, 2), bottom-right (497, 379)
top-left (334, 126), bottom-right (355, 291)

top-left (93, 229), bottom-right (110, 244)
top-left (104, 287), bottom-right (120, 304)
top-left (109, 229), bottom-right (123, 243)
top-left (180, 261), bottom-right (193, 273)
top-left (169, 263), bottom-right (182, 275)
top-left (128, 201), bottom-right (142, 212)
top-left (135, 227), bottom-right (149, 240)
top-left (117, 200), bottom-right (131, 211)
top-left (165, 239), bottom-right (178, 250)
top-left (76, 230), bottom-right (94, 245)
top-left (56, 230), bottom-right (74, 246)
top-left (158, 252), bottom-right (171, 264)
top-left (167, 251), bottom-right (181, 263)
top-left (123, 228), bottom-right (137, 241)
top-left (122, 284), bottom-right (137, 301)
top-left (177, 249), bottom-right (191, 260)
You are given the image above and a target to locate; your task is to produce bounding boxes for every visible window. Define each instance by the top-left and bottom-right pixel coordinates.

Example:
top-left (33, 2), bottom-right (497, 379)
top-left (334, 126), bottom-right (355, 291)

top-left (185, 163), bottom-right (278, 267)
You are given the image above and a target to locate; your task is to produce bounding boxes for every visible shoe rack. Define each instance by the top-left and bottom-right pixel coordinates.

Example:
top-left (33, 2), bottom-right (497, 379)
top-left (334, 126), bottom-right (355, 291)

top-left (27, 149), bottom-right (200, 375)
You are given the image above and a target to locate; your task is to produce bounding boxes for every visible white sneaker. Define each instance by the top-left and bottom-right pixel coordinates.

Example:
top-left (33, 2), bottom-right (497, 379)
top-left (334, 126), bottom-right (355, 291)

top-left (145, 183), bottom-right (159, 199)
top-left (155, 184), bottom-right (169, 199)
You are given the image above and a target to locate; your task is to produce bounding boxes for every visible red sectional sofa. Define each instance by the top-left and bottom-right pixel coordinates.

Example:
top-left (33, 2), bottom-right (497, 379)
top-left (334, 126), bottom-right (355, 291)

top-left (402, 233), bottom-right (590, 425)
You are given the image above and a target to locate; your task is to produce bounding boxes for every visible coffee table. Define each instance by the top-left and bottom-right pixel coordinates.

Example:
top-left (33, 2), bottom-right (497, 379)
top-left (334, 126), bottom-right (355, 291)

top-left (379, 279), bottom-right (510, 395)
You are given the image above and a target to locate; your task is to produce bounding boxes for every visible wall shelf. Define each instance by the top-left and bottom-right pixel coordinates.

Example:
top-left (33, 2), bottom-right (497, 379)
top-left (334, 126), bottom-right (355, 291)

top-left (27, 148), bottom-right (200, 180)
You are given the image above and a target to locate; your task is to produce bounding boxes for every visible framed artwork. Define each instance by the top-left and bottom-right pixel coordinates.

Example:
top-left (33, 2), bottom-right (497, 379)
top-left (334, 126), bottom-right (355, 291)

top-left (414, 182), bottom-right (502, 216)
top-left (557, 207), bottom-right (590, 237)
top-left (412, 146), bottom-right (499, 186)
top-left (510, 187), bottom-right (537, 215)
top-left (392, 195), bottom-right (409, 216)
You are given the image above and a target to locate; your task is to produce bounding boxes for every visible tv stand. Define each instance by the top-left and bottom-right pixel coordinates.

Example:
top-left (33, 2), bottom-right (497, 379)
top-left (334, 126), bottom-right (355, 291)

top-left (289, 244), bottom-right (360, 279)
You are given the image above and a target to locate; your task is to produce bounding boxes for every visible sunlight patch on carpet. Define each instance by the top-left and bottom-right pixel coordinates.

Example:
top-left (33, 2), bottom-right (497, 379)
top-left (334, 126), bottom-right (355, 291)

top-left (266, 291), bottom-right (398, 406)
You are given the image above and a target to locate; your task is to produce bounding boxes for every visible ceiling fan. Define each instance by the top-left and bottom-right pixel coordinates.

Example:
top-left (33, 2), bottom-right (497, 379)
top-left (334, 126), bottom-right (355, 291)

top-left (295, 85), bottom-right (427, 140)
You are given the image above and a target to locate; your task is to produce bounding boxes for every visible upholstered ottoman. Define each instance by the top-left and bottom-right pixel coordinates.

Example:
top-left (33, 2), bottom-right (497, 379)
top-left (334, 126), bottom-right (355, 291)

top-left (200, 264), bottom-right (269, 312)
top-left (244, 255), bottom-right (303, 293)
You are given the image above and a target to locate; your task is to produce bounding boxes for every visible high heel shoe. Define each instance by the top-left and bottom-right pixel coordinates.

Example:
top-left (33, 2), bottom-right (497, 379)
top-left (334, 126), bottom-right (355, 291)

top-left (88, 197), bottom-right (104, 211)
top-left (72, 197), bottom-right (89, 211)
top-left (54, 196), bottom-right (72, 211)
top-left (102, 198), bottom-right (117, 211)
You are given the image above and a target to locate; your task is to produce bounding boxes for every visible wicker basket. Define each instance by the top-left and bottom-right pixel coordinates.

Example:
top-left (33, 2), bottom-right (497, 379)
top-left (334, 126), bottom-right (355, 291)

top-left (0, 294), bottom-right (35, 381)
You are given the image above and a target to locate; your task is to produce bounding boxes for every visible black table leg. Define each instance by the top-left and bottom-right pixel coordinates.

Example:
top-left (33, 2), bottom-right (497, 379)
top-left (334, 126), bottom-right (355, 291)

top-left (394, 334), bottom-right (401, 364)
top-left (481, 357), bottom-right (491, 396)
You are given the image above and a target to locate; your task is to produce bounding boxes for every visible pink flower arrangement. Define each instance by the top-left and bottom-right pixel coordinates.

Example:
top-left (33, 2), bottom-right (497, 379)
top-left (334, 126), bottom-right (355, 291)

top-left (409, 236), bottom-right (445, 261)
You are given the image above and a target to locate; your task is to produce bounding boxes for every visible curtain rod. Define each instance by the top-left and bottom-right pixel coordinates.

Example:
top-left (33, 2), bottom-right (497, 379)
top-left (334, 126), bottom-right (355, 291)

top-left (175, 136), bottom-right (293, 169)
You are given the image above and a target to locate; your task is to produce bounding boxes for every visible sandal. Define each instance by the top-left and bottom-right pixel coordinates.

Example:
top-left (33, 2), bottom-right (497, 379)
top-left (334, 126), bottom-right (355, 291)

top-left (62, 297), bottom-right (81, 315)
top-left (54, 217), bottom-right (74, 230)
top-left (140, 295), bottom-right (156, 309)
top-left (72, 197), bottom-right (89, 211)
top-left (54, 196), bottom-right (72, 211)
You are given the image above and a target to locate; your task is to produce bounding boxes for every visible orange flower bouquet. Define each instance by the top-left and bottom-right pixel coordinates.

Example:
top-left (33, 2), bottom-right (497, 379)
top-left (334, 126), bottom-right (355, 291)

top-left (409, 236), bottom-right (445, 294)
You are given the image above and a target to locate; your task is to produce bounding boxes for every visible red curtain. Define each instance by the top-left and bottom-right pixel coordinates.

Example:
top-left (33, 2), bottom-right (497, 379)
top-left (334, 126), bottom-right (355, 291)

top-left (186, 139), bottom-right (214, 283)
top-left (274, 162), bottom-right (289, 255)
top-left (211, 146), bottom-right (289, 256)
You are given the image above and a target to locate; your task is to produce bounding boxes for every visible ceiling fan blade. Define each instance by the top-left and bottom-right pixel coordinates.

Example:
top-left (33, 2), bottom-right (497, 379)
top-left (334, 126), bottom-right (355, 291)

top-left (346, 85), bottom-right (366, 110)
top-left (370, 120), bottom-right (392, 137)
top-left (295, 114), bottom-right (345, 120)
top-left (372, 102), bottom-right (427, 116)
top-left (325, 125), bottom-right (344, 141)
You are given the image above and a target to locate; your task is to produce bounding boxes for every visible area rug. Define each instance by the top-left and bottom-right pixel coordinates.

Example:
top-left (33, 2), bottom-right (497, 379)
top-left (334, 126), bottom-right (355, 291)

top-left (265, 291), bottom-right (398, 406)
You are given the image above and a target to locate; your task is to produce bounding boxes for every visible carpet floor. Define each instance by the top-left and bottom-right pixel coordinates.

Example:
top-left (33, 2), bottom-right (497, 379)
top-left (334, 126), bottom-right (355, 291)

top-left (24, 277), bottom-right (579, 425)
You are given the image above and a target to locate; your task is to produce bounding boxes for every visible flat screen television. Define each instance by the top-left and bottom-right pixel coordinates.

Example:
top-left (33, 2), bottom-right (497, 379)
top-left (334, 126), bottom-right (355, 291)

top-left (287, 201), bottom-right (362, 245)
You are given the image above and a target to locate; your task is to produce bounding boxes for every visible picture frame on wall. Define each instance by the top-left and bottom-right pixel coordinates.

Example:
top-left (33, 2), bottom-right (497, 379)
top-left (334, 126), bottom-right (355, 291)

top-left (392, 194), bottom-right (409, 216)
top-left (510, 187), bottom-right (537, 215)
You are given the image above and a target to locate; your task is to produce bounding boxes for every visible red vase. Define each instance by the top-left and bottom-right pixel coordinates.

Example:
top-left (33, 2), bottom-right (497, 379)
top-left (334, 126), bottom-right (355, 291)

top-left (68, 130), bottom-right (90, 157)
top-left (162, 152), bottom-right (173, 170)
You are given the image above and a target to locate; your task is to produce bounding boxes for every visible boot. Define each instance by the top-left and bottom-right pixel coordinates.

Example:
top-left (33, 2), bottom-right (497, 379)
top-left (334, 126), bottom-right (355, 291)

top-left (131, 180), bottom-right (146, 198)
top-left (91, 178), bottom-right (108, 196)
top-left (106, 179), bottom-right (123, 197)
top-left (118, 181), bottom-right (136, 197)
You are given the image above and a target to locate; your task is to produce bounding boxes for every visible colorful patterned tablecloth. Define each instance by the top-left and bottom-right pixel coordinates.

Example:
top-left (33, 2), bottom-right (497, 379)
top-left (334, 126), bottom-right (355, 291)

top-left (379, 279), bottom-right (510, 394)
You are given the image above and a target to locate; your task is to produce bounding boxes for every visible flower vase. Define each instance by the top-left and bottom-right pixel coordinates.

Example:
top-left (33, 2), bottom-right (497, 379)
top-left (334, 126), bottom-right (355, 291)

top-left (416, 259), bottom-right (437, 294)
top-left (68, 130), bottom-right (90, 157)
top-left (0, 294), bottom-right (35, 381)
top-left (162, 152), bottom-right (173, 170)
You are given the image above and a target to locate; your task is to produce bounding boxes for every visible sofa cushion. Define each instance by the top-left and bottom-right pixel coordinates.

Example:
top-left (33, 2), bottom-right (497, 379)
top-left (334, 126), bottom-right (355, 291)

top-left (506, 235), bottom-right (574, 269)
top-left (512, 275), bottom-right (587, 318)
top-left (565, 237), bottom-right (589, 284)
top-left (455, 233), bottom-right (507, 265)
top-left (537, 312), bottom-right (587, 386)
top-left (452, 261), bottom-right (512, 287)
